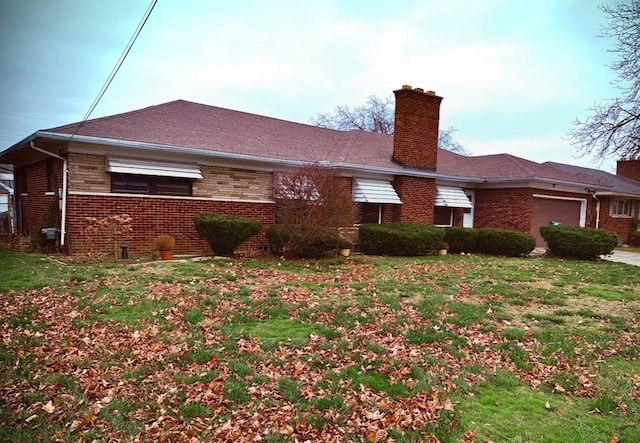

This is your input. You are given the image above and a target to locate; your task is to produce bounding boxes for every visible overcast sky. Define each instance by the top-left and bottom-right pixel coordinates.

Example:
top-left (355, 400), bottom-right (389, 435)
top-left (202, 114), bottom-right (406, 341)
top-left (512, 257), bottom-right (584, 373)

top-left (0, 0), bottom-right (622, 171)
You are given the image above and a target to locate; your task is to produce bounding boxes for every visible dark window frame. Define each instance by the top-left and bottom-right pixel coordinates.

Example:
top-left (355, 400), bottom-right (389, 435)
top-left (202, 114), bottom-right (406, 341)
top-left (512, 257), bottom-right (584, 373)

top-left (111, 173), bottom-right (193, 196)
top-left (46, 159), bottom-right (57, 193)
top-left (433, 206), bottom-right (453, 226)
top-left (359, 203), bottom-right (383, 224)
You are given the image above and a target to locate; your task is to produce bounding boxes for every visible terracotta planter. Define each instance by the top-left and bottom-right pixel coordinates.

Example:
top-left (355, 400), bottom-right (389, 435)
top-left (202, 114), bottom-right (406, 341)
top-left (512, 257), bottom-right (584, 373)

top-left (160, 250), bottom-right (173, 260)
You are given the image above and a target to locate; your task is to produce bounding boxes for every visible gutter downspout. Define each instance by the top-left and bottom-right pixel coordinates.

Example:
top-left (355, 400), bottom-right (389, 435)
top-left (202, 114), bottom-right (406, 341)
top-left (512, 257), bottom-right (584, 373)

top-left (592, 193), bottom-right (600, 230)
top-left (30, 142), bottom-right (68, 247)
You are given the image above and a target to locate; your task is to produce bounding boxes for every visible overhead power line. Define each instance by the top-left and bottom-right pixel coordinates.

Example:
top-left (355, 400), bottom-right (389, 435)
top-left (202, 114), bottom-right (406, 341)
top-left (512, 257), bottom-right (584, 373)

top-left (0, 111), bottom-right (64, 123)
top-left (80, 0), bottom-right (158, 124)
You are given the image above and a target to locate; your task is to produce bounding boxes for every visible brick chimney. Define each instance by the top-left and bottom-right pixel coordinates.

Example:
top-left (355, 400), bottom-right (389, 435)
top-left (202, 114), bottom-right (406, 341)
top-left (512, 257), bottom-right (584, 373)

top-left (392, 85), bottom-right (443, 170)
top-left (616, 158), bottom-right (640, 182)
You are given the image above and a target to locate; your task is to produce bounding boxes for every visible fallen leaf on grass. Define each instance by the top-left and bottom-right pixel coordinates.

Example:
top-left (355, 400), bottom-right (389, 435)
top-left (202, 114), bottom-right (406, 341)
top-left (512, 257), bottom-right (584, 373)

top-left (41, 401), bottom-right (55, 413)
top-left (553, 384), bottom-right (566, 393)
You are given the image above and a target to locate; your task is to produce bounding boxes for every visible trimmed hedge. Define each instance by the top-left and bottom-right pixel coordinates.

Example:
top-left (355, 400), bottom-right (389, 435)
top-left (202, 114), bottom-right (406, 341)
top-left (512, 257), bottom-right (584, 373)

top-left (265, 225), bottom-right (342, 258)
top-left (442, 227), bottom-right (479, 253)
top-left (265, 224), bottom-right (291, 252)
top-left (476, 228), bottom-right (536, 257)
top-left (540, 225), bottom-right (617, 260)
top-left (194, 213), bottom-right (262, 256)
top-left (359, 223), bottom-right (444, 256)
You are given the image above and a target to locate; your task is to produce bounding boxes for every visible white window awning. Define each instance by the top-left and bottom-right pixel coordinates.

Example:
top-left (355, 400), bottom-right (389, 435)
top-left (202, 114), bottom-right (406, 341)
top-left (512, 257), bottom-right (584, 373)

top-left (435, 186), bottom-right (473, 208)
top-left (106, 157), bottom-right (203, 179)
top-left (353, 178), bottom-right (402, 204)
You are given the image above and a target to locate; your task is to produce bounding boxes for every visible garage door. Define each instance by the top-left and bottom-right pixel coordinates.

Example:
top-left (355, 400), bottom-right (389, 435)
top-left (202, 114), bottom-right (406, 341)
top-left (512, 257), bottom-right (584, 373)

top-left (531, 197), bottom-right (583, 246)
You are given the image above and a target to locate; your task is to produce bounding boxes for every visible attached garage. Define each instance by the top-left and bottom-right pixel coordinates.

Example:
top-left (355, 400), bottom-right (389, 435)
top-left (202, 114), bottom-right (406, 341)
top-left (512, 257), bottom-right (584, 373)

top-left (531, 195), bottom-right (586, 246)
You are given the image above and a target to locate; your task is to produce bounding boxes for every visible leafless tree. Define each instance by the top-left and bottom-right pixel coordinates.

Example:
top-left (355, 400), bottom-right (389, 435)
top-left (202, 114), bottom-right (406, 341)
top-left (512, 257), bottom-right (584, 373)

top-left (311, 95), bottom-right (470, 155)
top-left (571, 1), bottom-right (640, 160)
top-left (273, 164), bottom-right (359, 257)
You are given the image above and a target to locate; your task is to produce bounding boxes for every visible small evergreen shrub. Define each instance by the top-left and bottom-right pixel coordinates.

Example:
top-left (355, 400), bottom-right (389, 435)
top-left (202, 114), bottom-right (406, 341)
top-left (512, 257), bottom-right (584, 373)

top-left (442, 227), bottom-right (479, 253)
top-left (265, 224), bottom-right (291, 252)
top-left (540, 225), bottom-right (617, 260)
top-left (296, 231), bottom-right (342, 258)
top-left (476, 228), bottom-right (536, 257)
top-left (359, 223), bottom-right (444, 256)
top-left (194, 213), bottom-right (262, 256)
top-left (266, 225), bottom-right (342, 258)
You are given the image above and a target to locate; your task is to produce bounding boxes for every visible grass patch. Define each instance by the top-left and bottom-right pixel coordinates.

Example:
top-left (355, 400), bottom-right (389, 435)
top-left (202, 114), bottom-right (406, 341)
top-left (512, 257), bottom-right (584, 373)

top-left (342, 367), bottom-right (409, 398)
top-left (458, 385), bottom-right (634, 442)
top-left (181, 403), bottom-right (211, 420)
top-left (1, 249), bottom-right (638, 441)
top-left (577, 286), bottom-right (638, 302)
top-left (239, 319), bottom-right (339, 349)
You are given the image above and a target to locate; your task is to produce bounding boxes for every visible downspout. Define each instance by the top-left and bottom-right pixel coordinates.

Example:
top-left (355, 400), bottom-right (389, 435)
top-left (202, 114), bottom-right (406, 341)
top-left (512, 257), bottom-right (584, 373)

top-left (592, 193), bottom-right (600, 230)
top-left (30, 142), bottom-right (68, 247)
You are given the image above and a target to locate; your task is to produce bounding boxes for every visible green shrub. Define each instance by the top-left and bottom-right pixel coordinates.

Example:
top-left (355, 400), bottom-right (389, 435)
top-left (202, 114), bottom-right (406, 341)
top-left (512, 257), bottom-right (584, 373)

top-left (266, 225), bottom-right (341, 258)
top-left (476, 228), bottom-right (535, 257)
top-left (359, 223), bottom-right (444, 256)
top-left (193, 213), bottom-right (262, 256)
top-left (540, 225), bottom-right (617, 260)
top-left (296, 231), bottom-right (342, 258)
top-left (442, 227), bottom-right (479, 253)
top-left (265, 224), bottom-right (291, 252)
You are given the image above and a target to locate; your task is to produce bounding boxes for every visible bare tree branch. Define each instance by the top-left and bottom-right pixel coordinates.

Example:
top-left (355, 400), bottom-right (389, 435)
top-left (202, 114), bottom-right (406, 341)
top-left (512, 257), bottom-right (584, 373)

top-left (311, 95), bottom-right (470, 154)
top-left (571, 1), bottom-right (640, 159)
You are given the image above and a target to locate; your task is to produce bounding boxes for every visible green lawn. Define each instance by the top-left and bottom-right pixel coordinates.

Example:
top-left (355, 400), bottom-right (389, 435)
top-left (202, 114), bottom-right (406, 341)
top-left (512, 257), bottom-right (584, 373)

top-left (1, 248), bottom-right (638, 442)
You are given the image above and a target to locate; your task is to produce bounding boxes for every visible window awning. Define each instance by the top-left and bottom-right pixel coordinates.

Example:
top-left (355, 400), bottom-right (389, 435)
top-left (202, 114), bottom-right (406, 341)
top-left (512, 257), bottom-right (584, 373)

top-left (106, 157), bottom-right (203, 179)
top-left (353, 178), bottom-right (402, 204)
top-left (435, 186), bottom-right (473, 208)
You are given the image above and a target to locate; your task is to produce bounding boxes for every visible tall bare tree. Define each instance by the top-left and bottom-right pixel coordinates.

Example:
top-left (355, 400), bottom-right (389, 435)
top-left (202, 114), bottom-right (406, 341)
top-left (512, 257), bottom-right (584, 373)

top-left (571, 1), bottom-right (640, 160)
top-left (311, 95), bottom-right (470, 155)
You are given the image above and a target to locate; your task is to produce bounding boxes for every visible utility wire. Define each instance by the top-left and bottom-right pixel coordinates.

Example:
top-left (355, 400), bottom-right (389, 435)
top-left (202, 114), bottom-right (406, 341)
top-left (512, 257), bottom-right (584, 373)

top-left (79, 0), bottom-right (158, 125)
top-left (0, 111), bottom-right (64, 124)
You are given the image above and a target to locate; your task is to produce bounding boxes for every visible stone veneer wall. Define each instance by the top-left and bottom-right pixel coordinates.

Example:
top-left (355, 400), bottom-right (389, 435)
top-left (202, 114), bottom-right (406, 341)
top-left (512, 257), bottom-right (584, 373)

top-left (64, 152), bottom-right (277, 255)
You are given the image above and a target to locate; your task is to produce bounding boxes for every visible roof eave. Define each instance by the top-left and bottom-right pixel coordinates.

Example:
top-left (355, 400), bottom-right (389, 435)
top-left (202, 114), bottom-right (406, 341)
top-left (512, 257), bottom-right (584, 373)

top-left (39, 131), bottom-right (487, 182)
top-left (0, 132), bottom-right (39, 158)
top-left (483, 176), bottom-right (612, 190)
top-left (595, 191), bottom-right (640, 198)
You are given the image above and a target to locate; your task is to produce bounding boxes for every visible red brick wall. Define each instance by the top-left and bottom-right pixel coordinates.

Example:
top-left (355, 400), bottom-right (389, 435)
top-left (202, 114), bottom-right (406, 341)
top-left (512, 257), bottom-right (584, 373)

top-left (65, 195), bottom-right (275, 256)
top-left (15, 159), bottom-right (63, 236)
top-left (392, 86), bottom-right (442, 170)
top-left (392, 176), bottom-right (436, 222)
top-left (616, 159), bottom-right (640, 182)
top-left (597, 196), bottom-right (634, 243)
top-left (473, 188), bottom-right (532, 232)
top-left (453, 208), bottom-right (465, 227)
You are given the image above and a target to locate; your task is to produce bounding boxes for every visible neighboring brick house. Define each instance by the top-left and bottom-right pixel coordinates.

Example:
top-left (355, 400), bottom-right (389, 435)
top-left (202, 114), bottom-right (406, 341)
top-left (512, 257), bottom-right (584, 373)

top-left (2, 85), bottom-right (640, 255)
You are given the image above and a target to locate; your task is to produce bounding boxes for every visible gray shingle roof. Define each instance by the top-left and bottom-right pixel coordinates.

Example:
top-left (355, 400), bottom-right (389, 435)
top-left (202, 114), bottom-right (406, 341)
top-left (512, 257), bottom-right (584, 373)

top-left (28, 99), bottom-right (640, 196)
top-left (546, 161), bottom-right (640, 196)
top-left (47, 100), bottom-right (404, 170)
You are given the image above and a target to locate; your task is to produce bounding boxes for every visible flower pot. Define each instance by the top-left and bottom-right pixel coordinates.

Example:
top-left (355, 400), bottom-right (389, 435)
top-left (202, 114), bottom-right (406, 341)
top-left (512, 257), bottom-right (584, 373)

top-left (160, 250), bottom-right (173, 260)
top-left (438, 249), bottom-right (447, 256)
top-left (339, 248), bottom-right (351, 257)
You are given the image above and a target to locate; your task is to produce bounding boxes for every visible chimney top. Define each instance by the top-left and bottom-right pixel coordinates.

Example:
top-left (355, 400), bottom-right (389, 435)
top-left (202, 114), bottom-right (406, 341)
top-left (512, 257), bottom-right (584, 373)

top-left (398, 85), bottom-right (436, 95)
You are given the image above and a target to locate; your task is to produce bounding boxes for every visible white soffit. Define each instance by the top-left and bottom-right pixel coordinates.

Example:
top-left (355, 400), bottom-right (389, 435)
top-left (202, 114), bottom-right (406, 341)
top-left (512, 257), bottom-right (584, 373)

top-left (435, 186), bottom-right (473, 208)
top-left (353, 178), bottom-right (402, 204)
top-left (106, 157), bottom-right (203, 179)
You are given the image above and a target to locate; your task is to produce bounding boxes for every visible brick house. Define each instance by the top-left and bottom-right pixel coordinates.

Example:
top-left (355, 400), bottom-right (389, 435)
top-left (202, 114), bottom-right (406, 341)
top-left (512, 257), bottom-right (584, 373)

top-left (2, 85), bottom-right (640, 255)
